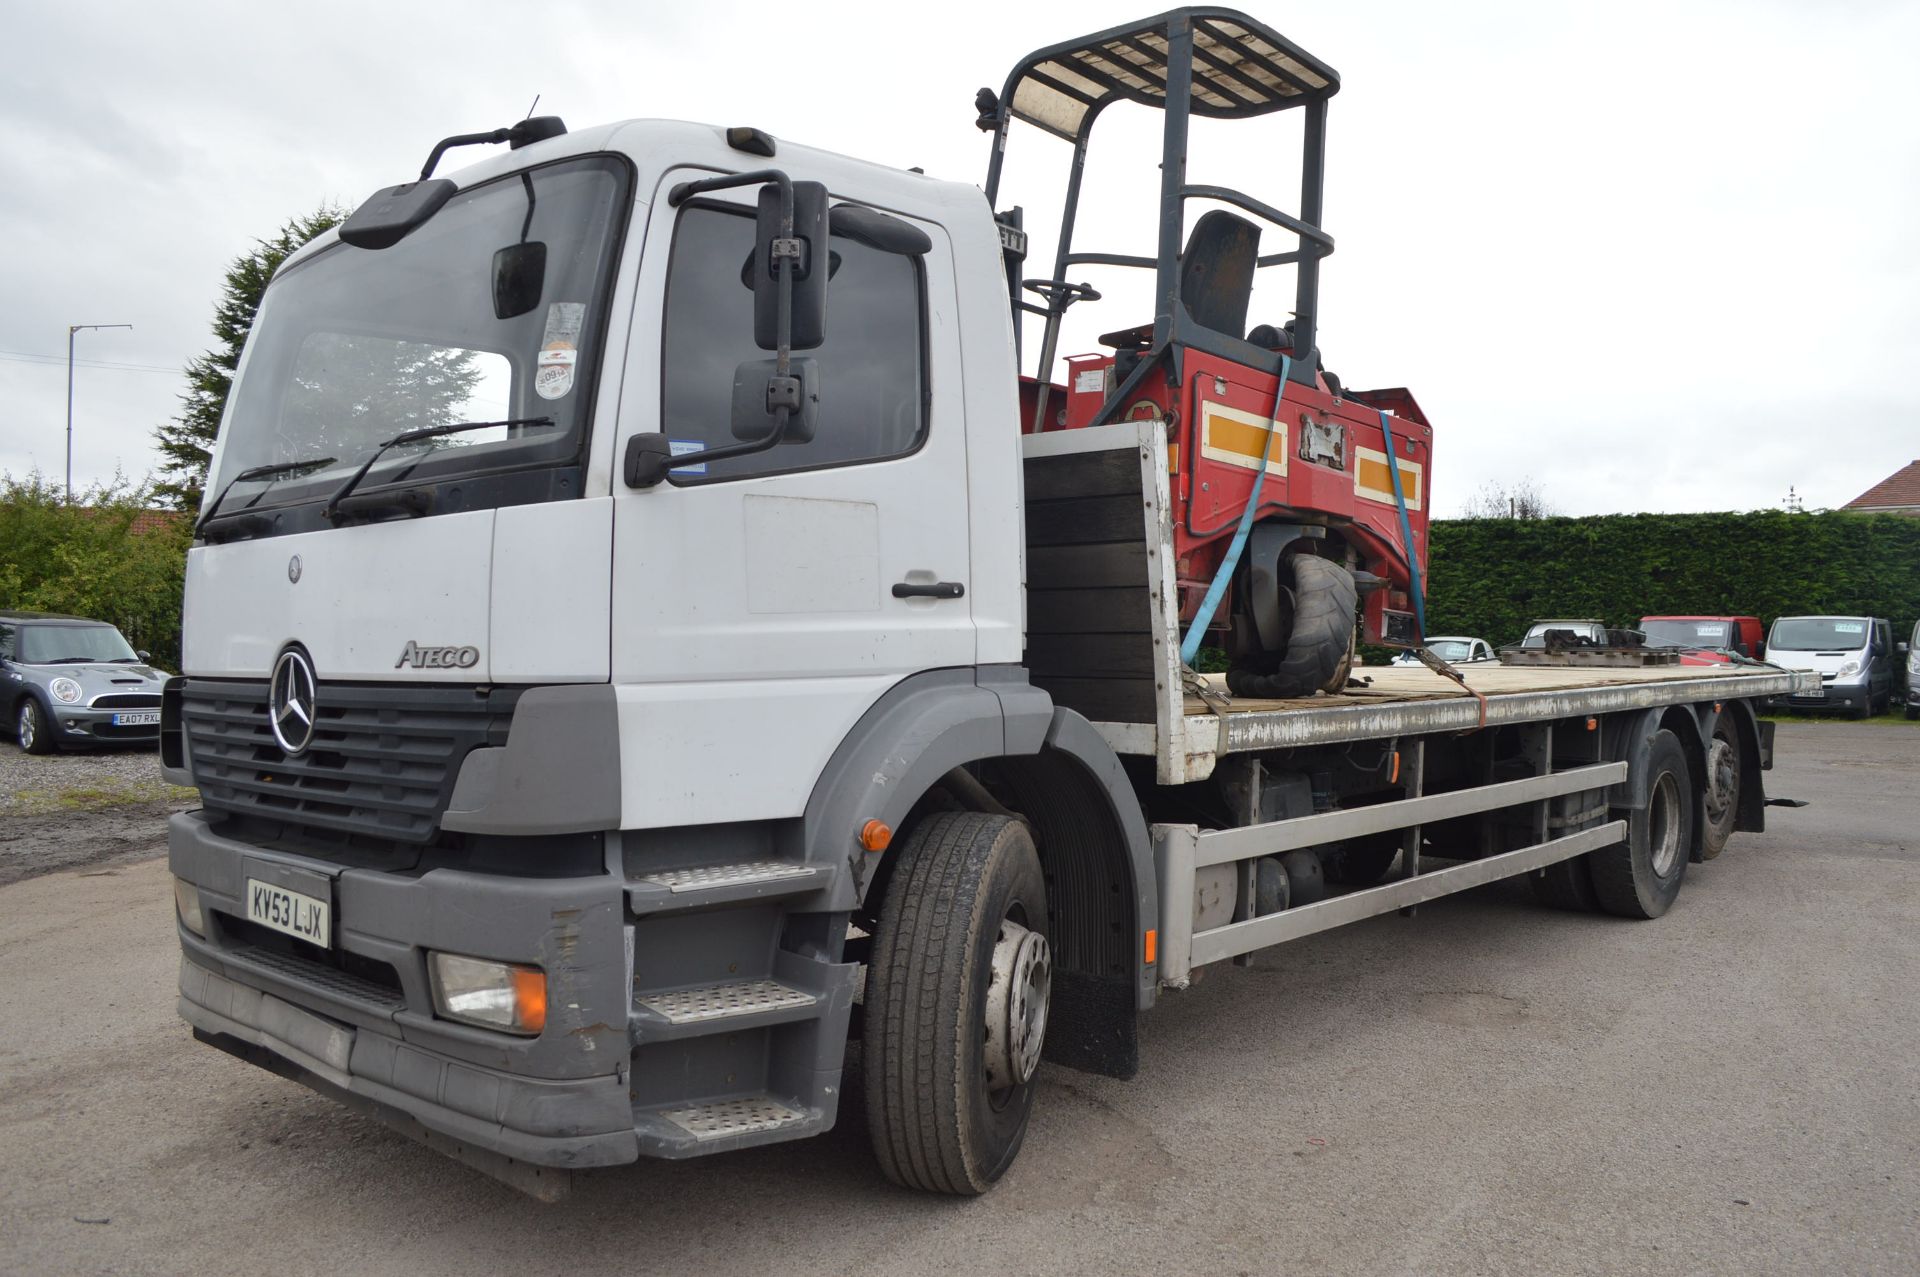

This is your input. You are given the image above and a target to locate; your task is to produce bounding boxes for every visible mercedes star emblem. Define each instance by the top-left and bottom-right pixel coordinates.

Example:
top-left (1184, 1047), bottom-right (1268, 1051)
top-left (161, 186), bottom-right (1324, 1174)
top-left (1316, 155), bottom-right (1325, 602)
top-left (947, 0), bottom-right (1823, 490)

top-left (288, 554), bottom-right (303, 584)
top-left (268, 648), bottom-right (318, 756)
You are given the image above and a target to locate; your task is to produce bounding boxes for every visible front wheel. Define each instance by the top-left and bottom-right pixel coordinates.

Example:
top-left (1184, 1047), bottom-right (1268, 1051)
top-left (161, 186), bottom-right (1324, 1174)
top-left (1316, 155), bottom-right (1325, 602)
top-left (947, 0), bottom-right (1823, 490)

top-left (863, 811), bottom-right (1051, 1195)
top-left (18, 697), bottom-right (55, 755)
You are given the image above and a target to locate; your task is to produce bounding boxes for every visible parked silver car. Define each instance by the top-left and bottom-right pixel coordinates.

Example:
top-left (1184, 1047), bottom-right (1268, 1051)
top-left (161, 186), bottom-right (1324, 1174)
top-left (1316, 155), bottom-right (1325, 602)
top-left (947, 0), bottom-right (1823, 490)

top-left (0, 610), bottom-right (170, 753)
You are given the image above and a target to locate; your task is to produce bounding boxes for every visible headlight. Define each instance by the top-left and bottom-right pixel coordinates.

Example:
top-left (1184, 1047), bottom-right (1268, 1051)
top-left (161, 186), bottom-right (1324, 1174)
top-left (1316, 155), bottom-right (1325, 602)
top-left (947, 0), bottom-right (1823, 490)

top-left (429, 953), bottom-right (547, 1035)
top-left (50, 677), bottom-right (82, 704)
top-left (1836, 660), bottom-right (1860, 678)
top-left (173, 877), bottom-right (205, 937)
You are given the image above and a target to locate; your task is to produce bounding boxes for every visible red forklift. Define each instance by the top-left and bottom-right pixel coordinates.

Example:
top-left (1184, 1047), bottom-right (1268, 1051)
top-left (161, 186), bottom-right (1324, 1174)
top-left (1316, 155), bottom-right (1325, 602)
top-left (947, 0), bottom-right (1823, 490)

top-left (979, 7), bottom-right (1434, 698)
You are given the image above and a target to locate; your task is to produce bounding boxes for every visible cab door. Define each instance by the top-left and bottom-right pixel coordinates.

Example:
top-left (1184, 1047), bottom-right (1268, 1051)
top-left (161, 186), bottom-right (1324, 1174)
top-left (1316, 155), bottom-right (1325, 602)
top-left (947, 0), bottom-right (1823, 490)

top-left (608, 171), bottom-right (975, 828)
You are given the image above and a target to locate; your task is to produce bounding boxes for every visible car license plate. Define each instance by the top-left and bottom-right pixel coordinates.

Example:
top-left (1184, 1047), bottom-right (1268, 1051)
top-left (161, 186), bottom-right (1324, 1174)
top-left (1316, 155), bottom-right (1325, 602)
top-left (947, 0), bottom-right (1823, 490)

top-left (246, 878), bottom-right (331, 948)
top-left (112, 711), bottom-right (161, 726)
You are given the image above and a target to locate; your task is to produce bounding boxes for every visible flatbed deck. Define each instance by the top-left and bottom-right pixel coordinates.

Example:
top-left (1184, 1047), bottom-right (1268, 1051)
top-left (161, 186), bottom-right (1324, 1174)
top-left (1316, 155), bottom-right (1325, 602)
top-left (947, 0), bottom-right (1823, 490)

top-left (1095, 662), bottom-right (1816, 767)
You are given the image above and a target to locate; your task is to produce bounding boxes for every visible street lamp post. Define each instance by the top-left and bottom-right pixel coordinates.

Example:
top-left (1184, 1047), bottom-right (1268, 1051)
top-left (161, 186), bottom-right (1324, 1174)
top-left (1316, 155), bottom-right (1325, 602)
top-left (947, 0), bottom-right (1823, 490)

top-left (66, 322), bottom-right (133, 502)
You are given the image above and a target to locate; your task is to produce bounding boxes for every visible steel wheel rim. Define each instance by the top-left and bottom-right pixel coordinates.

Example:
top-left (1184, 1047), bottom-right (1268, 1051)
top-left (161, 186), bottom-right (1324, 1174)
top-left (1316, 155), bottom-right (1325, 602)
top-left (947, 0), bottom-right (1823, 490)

top-left (1705, 738), bottom-right (1736, 824)
top-left (1648, 771), bottom-right (1683, 876)
top-left (983, 914), bottom-right (1051, 1099)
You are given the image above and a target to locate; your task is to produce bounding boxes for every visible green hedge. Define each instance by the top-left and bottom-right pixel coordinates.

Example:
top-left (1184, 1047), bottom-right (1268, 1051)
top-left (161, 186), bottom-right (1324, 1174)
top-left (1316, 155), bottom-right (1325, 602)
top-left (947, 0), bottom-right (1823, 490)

top-left (0, 474), bottom-right (191, 669)
top-left (1421, 510), bottom-right (1920, 648)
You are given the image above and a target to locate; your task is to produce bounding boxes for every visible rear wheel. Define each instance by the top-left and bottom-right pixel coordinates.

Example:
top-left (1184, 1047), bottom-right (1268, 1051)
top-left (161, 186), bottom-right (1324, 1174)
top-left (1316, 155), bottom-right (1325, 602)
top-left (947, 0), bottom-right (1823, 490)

top-left (1589, 729), bottom-right (1693, 919)
top-left (1227, 554), bottom-right (1357, 699)
top-left (17, 697), bottom-right (54, 755)
top-left (863, 811), bottom-right (1050, 1195)
top-left (1699, 722), bottom-right (1740, 860)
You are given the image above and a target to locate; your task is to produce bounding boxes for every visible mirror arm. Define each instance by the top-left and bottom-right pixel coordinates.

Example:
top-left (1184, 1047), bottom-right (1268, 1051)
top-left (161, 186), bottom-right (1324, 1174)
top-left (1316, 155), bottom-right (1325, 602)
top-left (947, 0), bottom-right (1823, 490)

top-left (634, 169), bottom-right (801, 488)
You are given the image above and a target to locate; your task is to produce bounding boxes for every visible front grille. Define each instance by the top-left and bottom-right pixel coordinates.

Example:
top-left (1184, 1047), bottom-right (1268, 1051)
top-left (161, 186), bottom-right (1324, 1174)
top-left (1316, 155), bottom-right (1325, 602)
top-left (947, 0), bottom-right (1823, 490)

top-left (91, 692), bottom-right (162, 708)
top-left (181, 679), bottom-right (514, 846)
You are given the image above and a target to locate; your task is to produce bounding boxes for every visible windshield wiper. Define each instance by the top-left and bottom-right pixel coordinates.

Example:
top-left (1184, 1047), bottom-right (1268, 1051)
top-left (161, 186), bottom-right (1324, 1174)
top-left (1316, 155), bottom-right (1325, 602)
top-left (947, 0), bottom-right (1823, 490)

top-left (322, 417), bottom-right (554, 522)
top-left (196, 456), bottom-right (338, 537)
top-left (44, 656), bottom-right (95, 664)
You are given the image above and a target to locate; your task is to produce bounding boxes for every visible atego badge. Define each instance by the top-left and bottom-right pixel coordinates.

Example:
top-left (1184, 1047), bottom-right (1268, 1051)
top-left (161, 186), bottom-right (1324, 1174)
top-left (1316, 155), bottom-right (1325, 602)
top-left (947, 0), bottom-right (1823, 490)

top-left (396, 641), bottom-right (481, 670)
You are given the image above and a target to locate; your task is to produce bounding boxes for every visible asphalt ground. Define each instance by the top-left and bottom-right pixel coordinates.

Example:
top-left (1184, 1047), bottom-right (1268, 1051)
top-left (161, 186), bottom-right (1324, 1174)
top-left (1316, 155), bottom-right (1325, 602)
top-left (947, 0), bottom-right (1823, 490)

top-left (1, 721), bottom-right (1915, 1276)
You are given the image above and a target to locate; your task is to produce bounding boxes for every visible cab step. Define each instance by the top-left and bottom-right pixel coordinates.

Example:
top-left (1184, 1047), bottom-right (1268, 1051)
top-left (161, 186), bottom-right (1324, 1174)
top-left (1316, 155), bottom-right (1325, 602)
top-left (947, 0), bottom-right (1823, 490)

top-left (633, 1092), bottom-right (826, 1158)
top-left (632, 978), bottom-right (819, 1041)
top-left (627, 860), bottom-right (828, 914)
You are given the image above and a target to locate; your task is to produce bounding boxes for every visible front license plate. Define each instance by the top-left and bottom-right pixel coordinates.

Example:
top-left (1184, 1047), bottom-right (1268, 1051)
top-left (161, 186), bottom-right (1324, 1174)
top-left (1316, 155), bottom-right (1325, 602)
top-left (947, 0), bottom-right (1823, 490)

top-left (246, 878), bottom-right (331, 948)
top-left (112, 711), bottom-right (161, 726)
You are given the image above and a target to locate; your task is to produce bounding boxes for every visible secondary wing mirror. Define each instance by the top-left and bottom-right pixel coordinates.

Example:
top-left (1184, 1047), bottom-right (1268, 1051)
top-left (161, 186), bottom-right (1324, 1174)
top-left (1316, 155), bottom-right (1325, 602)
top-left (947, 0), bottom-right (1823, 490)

top-left (492, 172), bottom-right (547, 320)
top-left (492, 242), bottom-right (547, 319)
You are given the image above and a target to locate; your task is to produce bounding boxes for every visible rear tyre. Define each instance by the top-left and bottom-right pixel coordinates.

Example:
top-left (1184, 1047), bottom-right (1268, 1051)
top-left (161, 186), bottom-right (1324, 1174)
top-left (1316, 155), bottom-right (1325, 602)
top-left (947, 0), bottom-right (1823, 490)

top-left (18, 697), bottom-right (54, 755)
top-left (1700, 721), bottom-right (1740, 860)
top-left (1227, 554), bottom-right (1357, 699)
top-left (1589, 729), bottom-right (1693, 919)
top-left (1323, 834), bottom-right (1399, 886)
top-left (864, 811), bottom-right (1050, 1195)
top-left (1529, 856), bottom-right (1600, 912)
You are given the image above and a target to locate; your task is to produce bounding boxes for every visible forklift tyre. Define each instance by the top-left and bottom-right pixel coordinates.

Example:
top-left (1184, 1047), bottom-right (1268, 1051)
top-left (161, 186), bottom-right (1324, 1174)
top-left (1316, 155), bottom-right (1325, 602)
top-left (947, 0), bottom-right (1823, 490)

top-left (1226, 555), bottom-right (1357, 699)
top-left (863, 811), bottom-right (1050, 1195)
top-left (1588, 729), bottom-right (1693, 920)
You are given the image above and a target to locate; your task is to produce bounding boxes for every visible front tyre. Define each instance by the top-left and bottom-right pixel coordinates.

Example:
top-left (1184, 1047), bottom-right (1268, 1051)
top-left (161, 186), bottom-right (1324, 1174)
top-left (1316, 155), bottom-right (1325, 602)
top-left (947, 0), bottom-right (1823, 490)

top-left (863, 811), bottom-right (1051, 1195)
top-left (18, 697), bottom-right (54, 755)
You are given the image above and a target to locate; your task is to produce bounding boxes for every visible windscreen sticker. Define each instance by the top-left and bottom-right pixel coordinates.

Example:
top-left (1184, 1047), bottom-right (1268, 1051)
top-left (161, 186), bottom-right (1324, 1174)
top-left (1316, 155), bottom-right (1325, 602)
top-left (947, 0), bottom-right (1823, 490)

top-left (668, 439), bottom-right (707, 475)
top-left (1834, 622), bottom-right (1865, 633)
top-left (534, 302), bottom-right (586, 401)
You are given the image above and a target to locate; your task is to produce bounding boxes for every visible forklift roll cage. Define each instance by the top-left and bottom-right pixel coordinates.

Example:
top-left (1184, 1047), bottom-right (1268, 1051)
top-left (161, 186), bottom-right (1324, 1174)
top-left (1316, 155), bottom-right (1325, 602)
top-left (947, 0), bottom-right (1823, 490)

top-left (981, 6), bottom-right (1340, 421)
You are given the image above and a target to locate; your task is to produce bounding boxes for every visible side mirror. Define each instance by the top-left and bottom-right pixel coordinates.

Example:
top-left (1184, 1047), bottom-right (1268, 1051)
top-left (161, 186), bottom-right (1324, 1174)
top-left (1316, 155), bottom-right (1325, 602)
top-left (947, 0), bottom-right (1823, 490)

top-left (138, 650), bottom-right (151, 661)
top-left (753, 180), bottom-right (829, 350)
top-left (732, 358), bottom-right (819, 443)
top-left (1901, 641), bottom-right (1911, 655)
top-left (492, 241), bottom-right (547, 319)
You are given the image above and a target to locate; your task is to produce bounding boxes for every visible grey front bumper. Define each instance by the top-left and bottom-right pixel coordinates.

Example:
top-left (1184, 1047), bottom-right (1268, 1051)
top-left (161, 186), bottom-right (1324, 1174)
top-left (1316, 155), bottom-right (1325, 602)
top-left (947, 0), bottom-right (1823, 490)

top-left (169, 810), bottom-right (638, 1169)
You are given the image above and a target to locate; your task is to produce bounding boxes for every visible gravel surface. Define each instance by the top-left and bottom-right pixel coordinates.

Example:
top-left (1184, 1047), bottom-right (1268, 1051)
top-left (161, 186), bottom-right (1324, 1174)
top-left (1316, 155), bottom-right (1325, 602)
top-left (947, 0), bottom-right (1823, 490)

top-left (0, 739), bottom-right (195, 885)
top-left (1, 723), bottom-right (1915, 1276)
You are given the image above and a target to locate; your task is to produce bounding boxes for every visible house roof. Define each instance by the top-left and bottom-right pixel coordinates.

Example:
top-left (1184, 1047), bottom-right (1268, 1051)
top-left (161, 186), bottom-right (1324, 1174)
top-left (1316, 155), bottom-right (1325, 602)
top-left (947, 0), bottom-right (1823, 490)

top-left (1844, 460), bottom-right (1920, 511)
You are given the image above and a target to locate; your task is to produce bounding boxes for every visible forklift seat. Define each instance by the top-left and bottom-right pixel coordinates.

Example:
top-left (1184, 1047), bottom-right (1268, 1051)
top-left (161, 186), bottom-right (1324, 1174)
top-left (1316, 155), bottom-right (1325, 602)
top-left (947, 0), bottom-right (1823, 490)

top-left (1180, 210), bottom-right (1260, 339)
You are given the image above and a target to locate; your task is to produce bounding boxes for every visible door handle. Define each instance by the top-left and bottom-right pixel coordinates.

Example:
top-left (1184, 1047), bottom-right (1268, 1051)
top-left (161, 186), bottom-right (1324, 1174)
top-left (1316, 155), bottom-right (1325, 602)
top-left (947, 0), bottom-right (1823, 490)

top-left (892, 581), bottom-right (965, 600)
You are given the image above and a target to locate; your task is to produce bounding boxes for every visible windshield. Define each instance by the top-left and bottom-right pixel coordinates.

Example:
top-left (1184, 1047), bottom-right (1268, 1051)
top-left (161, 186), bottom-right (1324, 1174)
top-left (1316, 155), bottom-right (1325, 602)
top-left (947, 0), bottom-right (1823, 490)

top-left (20, 624), bottom-right (138, 664)
top-left (1641, 620), bottom-right (1729, 648)
top-left (1769, 618), bottom-right (1868, 652)
top-left (207, 155), bottom-right (629, 513)
top-left (1428, 640), bottom-right (1472, 661)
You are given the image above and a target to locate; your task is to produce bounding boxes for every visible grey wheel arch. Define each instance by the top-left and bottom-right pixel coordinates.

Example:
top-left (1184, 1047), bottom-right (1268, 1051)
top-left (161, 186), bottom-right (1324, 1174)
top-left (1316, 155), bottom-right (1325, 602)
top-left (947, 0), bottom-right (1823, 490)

top-left (806, 668), bottom-right (1157, 1079)
top-left (1602, 706), bottom-right (1707, 863)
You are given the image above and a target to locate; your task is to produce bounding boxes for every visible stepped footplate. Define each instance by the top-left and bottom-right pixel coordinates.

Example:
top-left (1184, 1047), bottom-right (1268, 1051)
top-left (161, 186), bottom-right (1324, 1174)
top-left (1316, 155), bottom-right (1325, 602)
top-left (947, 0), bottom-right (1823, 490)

top-left (638, 979), bottom-right (816, 1024)
top-left (660, 1095), bottom-right (808, 1141)
top-left (637, 861), bottom-right (816, 891)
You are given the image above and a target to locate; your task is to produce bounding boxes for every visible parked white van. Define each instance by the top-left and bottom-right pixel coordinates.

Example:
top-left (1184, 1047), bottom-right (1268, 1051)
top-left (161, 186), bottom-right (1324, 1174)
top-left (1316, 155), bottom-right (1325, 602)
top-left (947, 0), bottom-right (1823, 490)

top-left (1766, 615), bottom-right (1898, 718)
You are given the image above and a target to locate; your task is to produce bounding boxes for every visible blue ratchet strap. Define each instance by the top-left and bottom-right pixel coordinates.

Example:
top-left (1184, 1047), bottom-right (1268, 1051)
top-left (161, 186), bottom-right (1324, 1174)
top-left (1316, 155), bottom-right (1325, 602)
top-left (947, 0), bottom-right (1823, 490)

top-left (1378, 408), bottom-right (1427, 642)
top-left (1179, 354), bottom-right (1290, 667)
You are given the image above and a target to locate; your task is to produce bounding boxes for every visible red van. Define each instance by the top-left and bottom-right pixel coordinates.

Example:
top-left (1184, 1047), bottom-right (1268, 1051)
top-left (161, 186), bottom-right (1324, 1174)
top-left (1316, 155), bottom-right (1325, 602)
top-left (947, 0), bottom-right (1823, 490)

top-left (1638, 616), bottom-right (1766, 665)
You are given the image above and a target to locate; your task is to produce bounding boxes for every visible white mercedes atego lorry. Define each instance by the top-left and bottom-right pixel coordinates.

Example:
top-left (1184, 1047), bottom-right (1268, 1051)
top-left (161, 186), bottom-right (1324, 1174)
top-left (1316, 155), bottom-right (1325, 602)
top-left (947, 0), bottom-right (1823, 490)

top-left (163, 9), bottom-right (1816, 1200)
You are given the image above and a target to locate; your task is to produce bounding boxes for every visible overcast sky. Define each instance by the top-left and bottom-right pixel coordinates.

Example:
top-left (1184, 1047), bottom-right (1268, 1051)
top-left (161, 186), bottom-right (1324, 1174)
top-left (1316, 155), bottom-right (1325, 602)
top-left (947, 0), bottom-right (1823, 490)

top-left (5, 0), bottom-right (1916, 516)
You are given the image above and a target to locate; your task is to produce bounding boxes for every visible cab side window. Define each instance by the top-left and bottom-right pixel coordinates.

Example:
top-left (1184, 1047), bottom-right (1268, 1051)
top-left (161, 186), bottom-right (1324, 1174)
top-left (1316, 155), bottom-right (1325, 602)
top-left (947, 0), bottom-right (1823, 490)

top-left (0, 624), bottom-right (14, 662)
top-left (660, 201), bottom-right (928, 482)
